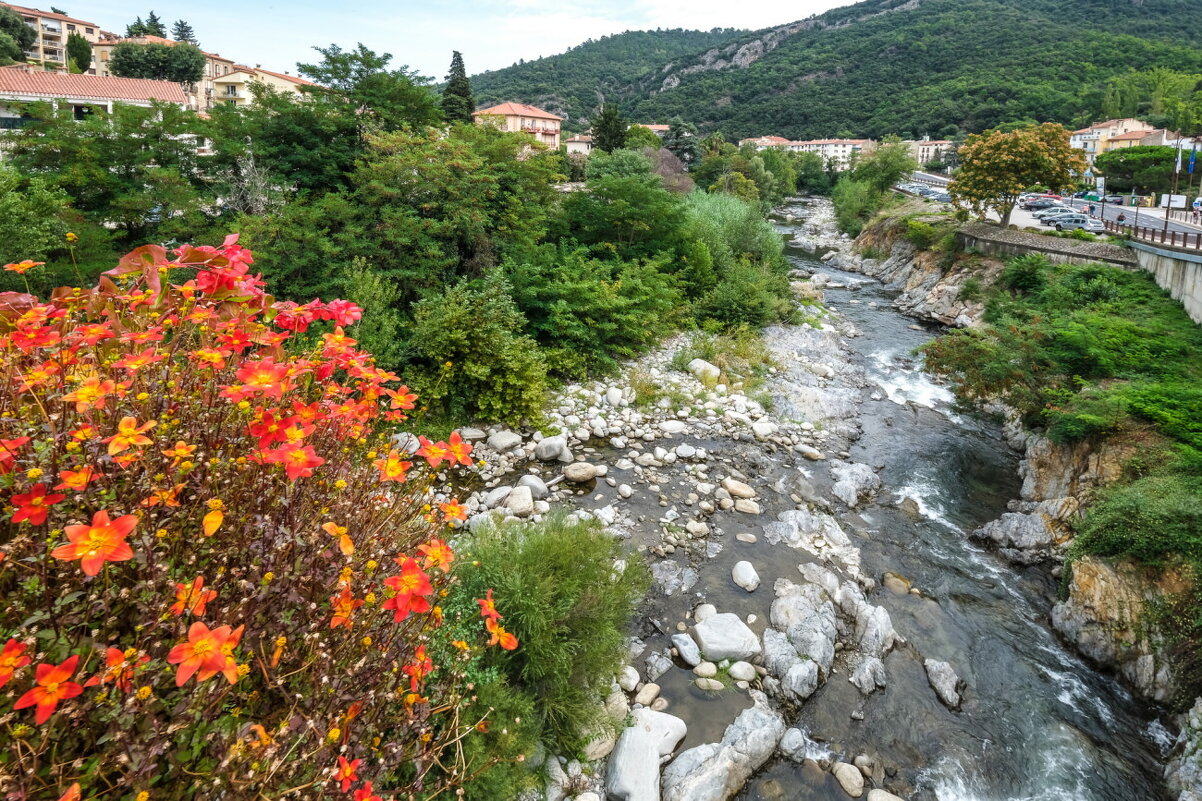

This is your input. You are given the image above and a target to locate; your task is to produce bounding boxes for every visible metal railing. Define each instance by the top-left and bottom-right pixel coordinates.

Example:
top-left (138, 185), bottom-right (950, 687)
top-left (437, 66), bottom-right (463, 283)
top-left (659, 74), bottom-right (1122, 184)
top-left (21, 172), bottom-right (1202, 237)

top-left (1104, 220), bottom-right (1202, 251)
top-left (0, 118), bottom-right (33, 129)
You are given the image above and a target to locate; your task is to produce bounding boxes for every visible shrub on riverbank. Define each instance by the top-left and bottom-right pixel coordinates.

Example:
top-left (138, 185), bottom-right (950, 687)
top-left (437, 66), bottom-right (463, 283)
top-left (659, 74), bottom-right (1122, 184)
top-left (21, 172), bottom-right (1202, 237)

top-left (0, 241), bottom-right (530, 798)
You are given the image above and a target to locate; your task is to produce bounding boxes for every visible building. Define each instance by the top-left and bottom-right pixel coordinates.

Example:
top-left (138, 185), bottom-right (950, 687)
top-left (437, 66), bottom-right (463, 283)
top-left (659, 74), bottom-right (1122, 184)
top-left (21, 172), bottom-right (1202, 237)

top-left (93, 35), bottom-right (237, 110)
top-left (1070, 118), bottom-right (1155, 166)
top-left (786, 138), bottom-right (875, 169)
top-left (905, 137), bottom-right (954, 167)
top-left (1, 4), bottom-right (102, 72)
top-left (472, 102), bottom-right (562, 149)
top-left (0, 64), bottom-right (187, 128)
top-left (565, 134), bottom-right (593, 155)
top-left (209, 65), bottom-right (316, 107)
top-left (739, 135), bottom-right (792, 149)
top-left (633, 123), bottom-right (670, 136)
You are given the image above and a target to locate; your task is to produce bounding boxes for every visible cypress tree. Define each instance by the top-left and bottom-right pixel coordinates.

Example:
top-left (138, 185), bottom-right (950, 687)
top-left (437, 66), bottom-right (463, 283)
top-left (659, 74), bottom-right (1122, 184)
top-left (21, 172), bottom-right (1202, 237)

top-left (144, 11), bottom-right (166, 37)
top-left (170, 20), bottom-right (197, 45)
top-left (125, 16), bottom-right (146, 37)
top-left (66, 32), bottom-right (91, 73)
top-left (593, 104), bottom-right (628, 153)
top-left (441, 51), bottom-right (474, 124)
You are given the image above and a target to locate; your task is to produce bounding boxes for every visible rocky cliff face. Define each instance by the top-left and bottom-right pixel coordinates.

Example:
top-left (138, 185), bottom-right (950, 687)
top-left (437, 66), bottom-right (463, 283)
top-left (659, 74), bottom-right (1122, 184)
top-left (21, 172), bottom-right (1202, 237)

top-left (1051, 556), bottom-right (1188, 703)
top-left (1168, 698), bottom-right (1202, 801)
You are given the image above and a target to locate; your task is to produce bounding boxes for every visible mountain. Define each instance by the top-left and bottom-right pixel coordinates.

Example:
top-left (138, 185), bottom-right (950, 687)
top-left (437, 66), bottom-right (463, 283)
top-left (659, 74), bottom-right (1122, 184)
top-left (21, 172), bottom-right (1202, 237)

top-left (471, 0), bottom-right (1202, 139)
top-left (469, 28), bottom-right (744, 129)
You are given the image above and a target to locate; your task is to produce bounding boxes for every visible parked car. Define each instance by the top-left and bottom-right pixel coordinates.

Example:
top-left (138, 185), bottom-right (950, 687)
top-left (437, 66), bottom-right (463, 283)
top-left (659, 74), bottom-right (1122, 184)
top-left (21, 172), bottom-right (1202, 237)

top-left (1104, 195), bottom-right (1125, 204)
top-left (1052, 214), bottom-right (1101, 232)
top-left (1021, 198), bottom-right (1058, 210)
top-left (929, 192), bottom-right (952, 202)
top-left (1033, 205), bottom-right (1074, 219)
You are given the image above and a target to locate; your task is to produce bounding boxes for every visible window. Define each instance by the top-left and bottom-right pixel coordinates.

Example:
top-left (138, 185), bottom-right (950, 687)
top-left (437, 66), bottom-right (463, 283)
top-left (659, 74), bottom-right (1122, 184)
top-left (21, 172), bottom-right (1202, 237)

top-left (85, 27), bottom-right (93, 34)
top-left (67, 24), bottom-right (74, 30)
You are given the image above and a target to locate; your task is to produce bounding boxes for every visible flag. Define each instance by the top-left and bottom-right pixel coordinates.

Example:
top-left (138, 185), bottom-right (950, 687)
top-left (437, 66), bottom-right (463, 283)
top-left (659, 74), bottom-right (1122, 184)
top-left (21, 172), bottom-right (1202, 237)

top-left (1176, 142), bottom-right (1183, 174)
top-left (1190, 143), bottom-right (1197, 175)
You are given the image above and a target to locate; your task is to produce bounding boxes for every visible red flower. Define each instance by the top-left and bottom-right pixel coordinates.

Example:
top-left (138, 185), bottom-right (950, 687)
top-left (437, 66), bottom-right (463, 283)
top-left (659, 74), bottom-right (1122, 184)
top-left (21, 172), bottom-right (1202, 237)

top-left (102, 416), bottom-right (156, 455)
top-left (0, 638), bottom-right (31, 688)
top-left (265, 442), bottom-right (325, 481)
top-left (382, 558), bottom-right (433, 622)
top-left (83, 646), bottom-right (148, 693)
top-left (56, 784), bottom-right (81, 801)
top-left (4, 260), bottom-right (44, 274)
top-left (0, 436), bottom-right (30, 474)
top-left (417, 538), bottom-right (455, 573)
top-left (402, 645), bottom-right (434, 691)
top-left (61, 377), bottom-right (117, 413)
top-left (486, 618), bottom-right (519, 651)
top-left (232, 356), bottom-right (290, 399)
top-left (14, 654), bottom-right (83, 724)
top-left (167, 621), bottom-right (231, 686)
top-left (171, 576), bottom-right (218, 617)
top-left (11, 483), bottom-right (65, 525)
top-left (51, 511), bottom-right (137, 576)
top-left (334, 756), bottom-right (361, 792)
top-left (325, 299), bottom-right (363, 327)
top-left (353, 782), bottom-right (382, 801)
top-left (112, 347), bottom-right (166, 374)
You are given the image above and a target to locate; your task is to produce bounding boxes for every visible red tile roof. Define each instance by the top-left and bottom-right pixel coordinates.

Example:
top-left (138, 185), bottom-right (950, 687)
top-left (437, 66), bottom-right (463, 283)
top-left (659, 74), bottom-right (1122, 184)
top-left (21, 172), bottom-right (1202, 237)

top-left (252, 67), bottom-right (317, 87)
top-left (0, 67), bottom-right (187, 104)
top-left (97, 35), bottom-right (234, 64)
top-left (1107, 130), bottom-right (1151, 141)
top-left (636, 123), bottom-right (670, 132)
top-left (473, 102), bottom-right (563, 121)
top-left (2, 2), bottom-right (99, 27)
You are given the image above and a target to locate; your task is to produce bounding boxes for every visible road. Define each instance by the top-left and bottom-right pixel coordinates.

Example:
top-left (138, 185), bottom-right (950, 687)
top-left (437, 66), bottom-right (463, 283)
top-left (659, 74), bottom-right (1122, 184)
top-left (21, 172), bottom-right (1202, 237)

top-left (1059, 198), bottom-right (1201, 236)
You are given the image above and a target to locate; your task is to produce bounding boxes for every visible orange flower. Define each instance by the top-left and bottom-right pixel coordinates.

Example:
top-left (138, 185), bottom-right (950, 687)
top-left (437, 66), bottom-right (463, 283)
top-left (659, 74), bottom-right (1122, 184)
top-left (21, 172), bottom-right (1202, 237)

top-left (69, 425), bottom-right (98, 443)
top-left (372, 450), bottom-right (412, 483)
top-left (232, 356), bottom-right (290, 399)
top-left (51, 510), bottom-right (137, 576)
top-left (197, 624), bottom-right (242, 684)
top-left (438, 499), bottom-right (467, 523)
top-left (14, 654), bottom-right (83, 724)
top-left (334, 756), bottom-right (361, 792)
top-left (61, 377), bottom-right (117, 413)
top-left (381, 558), bottom-right (433, 622)
top-left (415, 436), bottom-right (449, 469)
top-left (202, 500), bottom-right (224, 537)
top-left (4, 260), bottom-right (44, 274)
top-left (141, 483), bottom-right (184, 508)
top-left (112, 347), bottom-right (166, 374)
top-left (83, 646), bottom-right (148, 693)
top-left (330, 585), bottom-right (364, 629)
top-left (485, 618), bottom-right (519, 651)
top-left (353, 782), bottom-right (383, 801)
top-left (171, 576), bottom-right (218, 617)
top-left (162, 440), bottom-right (197, 461)
top-left (167, 621), bottom-right (231, 686)
top-left (11, 483), bottom-right (65, 525)
top-left (0, 437), bottom-right (29, 474)
top-left (56, 784), bottom-right (81, 801)
top-left (417, 538), bottom-right (455, 573)
top-left (102, 416), bottom-right (156, 456)
top-left (322, 522), bottom-right (354, 556)
top-left (55, 466), bottom-right (100, 492)
top-left (446, 430), bottom-right (474, 466)
top-left (402, 644), bottom-right (434, 691)
top-left (0, 638), bottom-right (31, 688)
top-left (476, 589), bottom-right (502, 623)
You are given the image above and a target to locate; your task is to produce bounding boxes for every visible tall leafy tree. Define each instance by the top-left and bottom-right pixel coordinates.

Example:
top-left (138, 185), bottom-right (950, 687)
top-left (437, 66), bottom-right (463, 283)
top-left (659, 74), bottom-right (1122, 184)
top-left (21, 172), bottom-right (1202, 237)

top-left (298, 44), bottom-right (443, 133)
top-left (1095, 145), bottom-right (1179, 194)
top-left (125, 16), bottom-right (146, 37)
top-left (950, 123), bottom-right (1086, 226)
top-left (441, 50), bottom-right (474, 124)
top-left (662, 119), bottom-right (698, 168)
top-left (849, 139), bottom-right (918, 193)
top-left (66, 32), bottom-right (91, 73)
top-left (109, 42), bottom-right (205, 84)
top-left (593, 103), bottom-right (627, 153)
top-left (170, 20), bottom-right (197, 45)
top-left (144, 11), bottom-right (167, 37)
top-left (0, 6), bottom-right (36, 64)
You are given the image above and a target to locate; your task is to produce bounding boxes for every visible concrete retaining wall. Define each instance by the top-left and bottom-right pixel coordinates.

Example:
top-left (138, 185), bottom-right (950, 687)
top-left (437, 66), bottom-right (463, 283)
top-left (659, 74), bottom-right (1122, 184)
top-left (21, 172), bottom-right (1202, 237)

top-left (1130, 242), bottom-right (1202, 324)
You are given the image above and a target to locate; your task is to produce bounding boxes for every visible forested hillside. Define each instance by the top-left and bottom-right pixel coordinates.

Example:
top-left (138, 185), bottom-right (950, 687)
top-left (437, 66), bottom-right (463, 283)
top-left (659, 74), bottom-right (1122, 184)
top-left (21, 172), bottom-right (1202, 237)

top-left (472, 0), bottom-right (1202, 138)
top-left (469, 28), bottom-right (741, 128)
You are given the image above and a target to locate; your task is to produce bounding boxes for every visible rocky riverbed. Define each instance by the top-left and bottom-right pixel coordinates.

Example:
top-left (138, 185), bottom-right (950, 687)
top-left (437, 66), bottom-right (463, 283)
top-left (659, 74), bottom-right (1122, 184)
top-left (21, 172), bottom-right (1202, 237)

top-left (423, 198), bottom-right (1184, 800)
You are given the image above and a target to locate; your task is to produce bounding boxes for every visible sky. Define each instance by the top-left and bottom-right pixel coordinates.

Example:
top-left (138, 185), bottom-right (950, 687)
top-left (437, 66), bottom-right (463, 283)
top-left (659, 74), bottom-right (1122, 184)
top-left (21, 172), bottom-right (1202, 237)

top-left (60, 0), bottom-right (852, 78)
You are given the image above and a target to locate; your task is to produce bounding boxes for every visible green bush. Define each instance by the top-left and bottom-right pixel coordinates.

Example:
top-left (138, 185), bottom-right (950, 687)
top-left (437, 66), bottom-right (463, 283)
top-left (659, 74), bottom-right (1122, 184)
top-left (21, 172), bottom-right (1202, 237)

top-left (997, 253), bottom-right (1050, 293)
top-left (585, 148), bottom-right (653, 181)
top-left (409, 274), bottom-right (548, 425)
top-left (958, 275), bottom-right (985, 303)
top-left (455, 512), bottom-right (649, 755)
top-left (699, 259), bottom-right (792, 329)
top-left (831, 177), bottom-right (879, 235)
top-left (905, 219), bottom-right (939, 250)
top-left (1072, 473), bottom-right (1202, 567)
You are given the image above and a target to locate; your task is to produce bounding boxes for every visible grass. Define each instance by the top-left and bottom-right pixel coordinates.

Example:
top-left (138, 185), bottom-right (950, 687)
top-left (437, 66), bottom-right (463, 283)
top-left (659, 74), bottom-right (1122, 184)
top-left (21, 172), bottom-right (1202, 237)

top-left (670, 327), bottom-right (776, 392)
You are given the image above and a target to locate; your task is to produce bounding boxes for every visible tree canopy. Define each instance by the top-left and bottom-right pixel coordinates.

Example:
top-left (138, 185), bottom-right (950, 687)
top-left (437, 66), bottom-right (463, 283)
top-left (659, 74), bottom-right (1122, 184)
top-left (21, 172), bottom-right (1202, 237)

top-left (66, 32), bottom-right (91, 74)
top-left (109, 41), bottom-right (205, 84)
top-left (170, 19), bottom-right (197, 45)
top-left (298, 44), bottom-right (443, 132)
top-left (950, 123), bottom-right (1085, 226)
top-left (1095, 145), bottom-right (1183, 195)
top-left (441, 51), bottom-right (474, 124)
top-left (593, 104), bottom-right (628, 153)
top-left (0, 6), bottom-right (36, 64)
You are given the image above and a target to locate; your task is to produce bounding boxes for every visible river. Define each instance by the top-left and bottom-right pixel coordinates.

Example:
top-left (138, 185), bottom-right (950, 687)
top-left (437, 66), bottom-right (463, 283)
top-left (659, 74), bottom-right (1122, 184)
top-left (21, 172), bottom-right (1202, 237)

top-left (724, 200), bottom-right (1170, 800)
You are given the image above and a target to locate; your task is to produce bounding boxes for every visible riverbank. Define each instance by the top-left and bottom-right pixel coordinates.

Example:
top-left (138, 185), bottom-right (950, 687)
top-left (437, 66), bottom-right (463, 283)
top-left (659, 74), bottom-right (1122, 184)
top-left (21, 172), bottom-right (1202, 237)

top-left (439, 196), bottom-right (1173, 800)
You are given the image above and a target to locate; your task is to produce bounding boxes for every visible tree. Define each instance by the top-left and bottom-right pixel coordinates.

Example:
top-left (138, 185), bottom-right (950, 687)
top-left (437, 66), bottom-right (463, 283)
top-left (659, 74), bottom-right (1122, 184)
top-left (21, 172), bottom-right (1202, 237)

top-left (624, 124), bottom-right (662, 151)
top-left (950, 123), bottom-right (1086, 227)
top-left (66, 32), bottom-right (91, 74)
top-left (170, 20), bottom-right (197, 45)
top-left (1095, 146), bottom-right (1179, 195)
top-left (850, 139), bottom-right (918, 193)
top-left (0, 165), bottom-right (70, 264)
top-left (109, 42), bottom-right (205, 84)
top-left (144, 11), bottom-right (166, 37)
top-left (298, 44), bottom-right (443, 133)
top-left (662, 119), bottom-right (697, 168)
top-left (593, 104), bottom-right (628, 153)
top-left (441, 50), bottom-right (474, 124)
top-left (0, 6), bottom-right (36, 64)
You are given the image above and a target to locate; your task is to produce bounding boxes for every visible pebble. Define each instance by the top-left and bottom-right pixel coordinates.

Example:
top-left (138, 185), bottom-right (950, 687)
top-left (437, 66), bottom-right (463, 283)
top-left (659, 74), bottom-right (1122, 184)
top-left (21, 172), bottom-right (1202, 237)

top-left (618, 666), bottom-right (640, 692)
top-left (833, 761), bottom-right (865, 797)
top-left (693, 662), bottom-right (717, 678)
top-left (736, 533), bottom-right (758, 543)
top-left (734, 498), bottom-right (761, 515)
top-left (633, 683), bottom-right (661, 706)
top-left (694, 677), bottom-right (724, 691)
top-left (618, 484), bottom-right (633, 498)
top-left (731, 561), bottom-right (761, 592)
top-left (563, 463), bottom-right (599, 483)
top-left (721, 477), bottom-right (756, 499)
top-left (728, 661), bottom-right (756, 682)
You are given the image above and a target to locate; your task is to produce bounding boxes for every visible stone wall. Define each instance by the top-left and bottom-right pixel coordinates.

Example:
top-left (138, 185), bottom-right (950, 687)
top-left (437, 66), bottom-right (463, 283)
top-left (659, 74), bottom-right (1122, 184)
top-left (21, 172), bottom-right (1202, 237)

top-left (955, 222), bottom-right (1136, 268)
top-left (1131, 242), bottom-right (1202, 325)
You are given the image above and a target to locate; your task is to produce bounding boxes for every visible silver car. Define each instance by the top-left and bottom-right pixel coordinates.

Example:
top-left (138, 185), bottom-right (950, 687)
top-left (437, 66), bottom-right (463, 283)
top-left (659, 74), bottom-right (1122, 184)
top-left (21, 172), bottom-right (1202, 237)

top-left (1052, 215), bottom-right (1102, 232)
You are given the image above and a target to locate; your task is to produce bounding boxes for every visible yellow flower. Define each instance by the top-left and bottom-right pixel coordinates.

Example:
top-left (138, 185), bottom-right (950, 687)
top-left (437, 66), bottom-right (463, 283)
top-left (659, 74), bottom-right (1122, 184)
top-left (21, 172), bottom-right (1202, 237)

top-left (236, 663), bottom-right (250, 677)
top-left (206, 499), bottom-right (224, 511)
top-left (262, 572), bottom-right (274, 583)
top-left (327, 728), bottom-right (341, 742)
top-left (365, 559), bottom-right (378, 571)
top-left (364, 592), bottom-right (376, 604)
top-left (361, 636), bottom-right (372, 647)
top-left (25, 468), bottom-right (42, 479)
top-left (135, 792), bottom-right (149, 801)
top-left (334, 479), bottom-right (348, 490)
top-left (136, 392), bottom-right (150, 401)
top-left (65, 441), bottom-right (80, 451)
top-left (155, 528), bottom-right (168, 539)
top-left (237, 401), bottom-right (250, 410)
top-left (136, 686), bottom-right (152, 700)
top-left (274, 636), bottom-right (287, 648)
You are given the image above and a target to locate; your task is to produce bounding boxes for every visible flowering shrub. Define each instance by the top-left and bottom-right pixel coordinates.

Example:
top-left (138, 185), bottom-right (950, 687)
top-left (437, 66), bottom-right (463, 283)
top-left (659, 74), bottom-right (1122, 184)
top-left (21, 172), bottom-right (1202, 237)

top-left (0, 238), bottom-right (519, 798)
